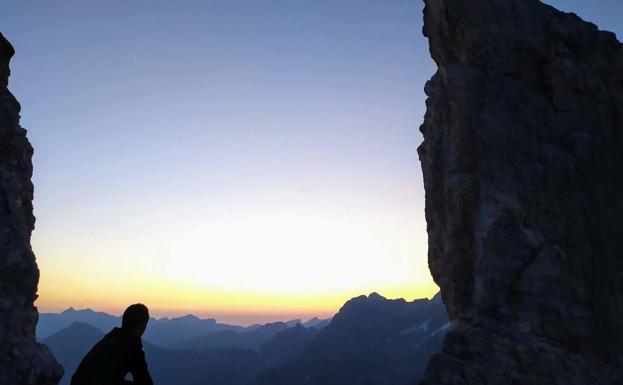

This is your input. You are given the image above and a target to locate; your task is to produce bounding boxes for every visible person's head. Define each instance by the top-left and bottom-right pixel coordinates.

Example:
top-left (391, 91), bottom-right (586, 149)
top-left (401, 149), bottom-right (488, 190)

top-left (122, 303), bottom-right (149, 336)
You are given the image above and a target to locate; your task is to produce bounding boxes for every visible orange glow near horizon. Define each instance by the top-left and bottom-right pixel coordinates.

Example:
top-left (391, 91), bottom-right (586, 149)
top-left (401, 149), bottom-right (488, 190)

top-left (6, 0), bottom-right (443, 328)
top-left (37, 268), bottom-right (439, 325)
top-left (33, 200), bottom-right (438, 325)
top-left (36, 279), bottom-right (439, 326)
top-left (36, 258), bottom-right (439, 325)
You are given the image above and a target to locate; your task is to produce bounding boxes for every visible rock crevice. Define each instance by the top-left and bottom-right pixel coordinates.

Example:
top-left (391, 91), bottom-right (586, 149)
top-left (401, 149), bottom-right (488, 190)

top-left (418, 0), bottom-right (623, 383)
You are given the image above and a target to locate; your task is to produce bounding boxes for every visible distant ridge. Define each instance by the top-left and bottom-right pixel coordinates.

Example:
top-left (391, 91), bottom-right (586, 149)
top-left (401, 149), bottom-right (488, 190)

top-left (173, 321), bottom-right (293, 351)
top-left (41, 293), bottom-right (446, 385)
top-left (44, 322), bottom-right (263, 385)
top-left (38, 308), bottom-right (331, 348)
top-left (38, 308), bottom-right (119, 340)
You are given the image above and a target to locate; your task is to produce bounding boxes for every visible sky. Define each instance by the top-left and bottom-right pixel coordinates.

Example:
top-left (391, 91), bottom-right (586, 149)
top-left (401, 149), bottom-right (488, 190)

top-left (1, 1), bottom-right (621, 325)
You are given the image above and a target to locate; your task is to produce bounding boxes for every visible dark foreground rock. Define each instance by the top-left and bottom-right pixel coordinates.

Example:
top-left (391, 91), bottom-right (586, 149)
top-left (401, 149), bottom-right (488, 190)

top-left (0, 33), bottom-right (63, 384)
top-left (418, 0), bottom-right (623, 384)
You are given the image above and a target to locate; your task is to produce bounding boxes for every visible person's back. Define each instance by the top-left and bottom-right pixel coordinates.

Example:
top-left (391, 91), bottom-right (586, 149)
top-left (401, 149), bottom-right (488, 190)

top-left (71, 304), bottom-right (154, 385)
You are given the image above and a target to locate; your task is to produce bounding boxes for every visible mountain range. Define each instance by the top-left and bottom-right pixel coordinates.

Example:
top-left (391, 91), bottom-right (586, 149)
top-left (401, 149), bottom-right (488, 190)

top-left (38, 308), bottom-right (326, 348)
top-left (41, 293), bottom-right (448, 385)
top-left (259, 292), bottom-right (449, 385)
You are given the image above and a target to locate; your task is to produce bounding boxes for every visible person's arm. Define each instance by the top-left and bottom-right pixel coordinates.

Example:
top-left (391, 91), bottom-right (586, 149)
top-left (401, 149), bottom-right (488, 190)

top-left (129, 339), bottom-right (154, 385)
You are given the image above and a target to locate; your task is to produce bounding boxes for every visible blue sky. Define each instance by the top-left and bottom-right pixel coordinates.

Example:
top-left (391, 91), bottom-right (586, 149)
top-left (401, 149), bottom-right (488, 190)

top-left (0, 0), bottom-right (621, 323)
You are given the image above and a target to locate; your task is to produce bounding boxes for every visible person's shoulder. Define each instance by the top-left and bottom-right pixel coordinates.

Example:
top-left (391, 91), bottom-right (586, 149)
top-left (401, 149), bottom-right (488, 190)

top-left (101, 327), bottom-right (137, 346)
top-left (116, 328), bottom-right (143, 348)
top-left (106, 327), bottom-right (123, 336)
top-left (90, 327), bottom-right (122, 349)
top-left (99, 327), bottom-right (121, 341)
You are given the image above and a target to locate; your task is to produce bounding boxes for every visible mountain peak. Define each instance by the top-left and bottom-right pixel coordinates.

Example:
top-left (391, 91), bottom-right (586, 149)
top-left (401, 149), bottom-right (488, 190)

top-left (67, 321), bottom-right (101, 331)
top-left (368, 292), bottom-right (386, 300)
top-left (60, 307), bottom-right (98, 315)
top-left (44, 321), bottom-right (105, 345)
top-left (179, 314), bottom-right (200, 321)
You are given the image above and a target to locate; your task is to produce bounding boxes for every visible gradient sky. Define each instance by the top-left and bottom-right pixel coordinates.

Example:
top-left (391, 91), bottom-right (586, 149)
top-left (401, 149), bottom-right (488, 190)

top-left (1, 1), bottom-right (621, 325)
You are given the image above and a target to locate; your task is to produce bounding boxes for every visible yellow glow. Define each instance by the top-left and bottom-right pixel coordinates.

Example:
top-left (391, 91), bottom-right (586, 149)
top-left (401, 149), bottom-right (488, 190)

top-left (34, 198), bottom-right (437, 325)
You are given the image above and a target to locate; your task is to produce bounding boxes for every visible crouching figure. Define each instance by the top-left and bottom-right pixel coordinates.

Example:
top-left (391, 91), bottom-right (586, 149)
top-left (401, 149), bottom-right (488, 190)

top-left (71, 303), bottom-right (154, 385)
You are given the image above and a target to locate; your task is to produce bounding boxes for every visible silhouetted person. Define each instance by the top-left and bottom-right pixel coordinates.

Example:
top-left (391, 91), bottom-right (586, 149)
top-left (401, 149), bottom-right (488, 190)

top-left (71, 303), bottom-right (154, 385)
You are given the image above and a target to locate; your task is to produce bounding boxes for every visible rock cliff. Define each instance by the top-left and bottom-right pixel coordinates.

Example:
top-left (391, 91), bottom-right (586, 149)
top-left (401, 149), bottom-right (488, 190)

top-left (0, 33), bottom-right (63, 385)
top-left (418, 0), bottom-right (623, 384)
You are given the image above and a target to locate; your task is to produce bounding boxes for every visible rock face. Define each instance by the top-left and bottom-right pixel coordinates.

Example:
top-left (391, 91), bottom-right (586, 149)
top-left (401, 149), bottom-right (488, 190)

top-left (0, 33), bottom-right (63, 384)
top-left (418, 0), bottom-right (623, 384)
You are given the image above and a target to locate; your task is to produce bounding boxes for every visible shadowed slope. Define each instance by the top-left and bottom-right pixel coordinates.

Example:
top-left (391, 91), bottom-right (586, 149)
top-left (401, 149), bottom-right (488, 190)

top-left (261, 293), bottom-right (448, 385)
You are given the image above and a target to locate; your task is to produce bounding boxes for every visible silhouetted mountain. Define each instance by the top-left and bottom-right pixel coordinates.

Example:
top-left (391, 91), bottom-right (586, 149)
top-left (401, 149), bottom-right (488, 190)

top-left (302, 317), bottom-right (331, 329)
top-left (259, 324), bottom-right (320, 368)
top-left (44, 322), bottom-right (264, 385)
top-left (259, 292), bottom-right (449, 385)
top-left (245, 318), bottom-right (302, 332)
top-left (38, 309), bottom-right (243, 348)
top-left (39, 309), bottom-right (330, 348)
top-left (284, 319), bottom-right (303, 327)
top-left (42, 293), bottom-right (447, 385)
top-left (174, 321), bottom-right (291, 351)
top-left (144, 343), bottom-right (263, 385)
top-left (43, 322), bottom-right (107, 385)
top-left (143, 314), bottom-right (243, 347)
top-left (38, 308), bottom-right (119, 339)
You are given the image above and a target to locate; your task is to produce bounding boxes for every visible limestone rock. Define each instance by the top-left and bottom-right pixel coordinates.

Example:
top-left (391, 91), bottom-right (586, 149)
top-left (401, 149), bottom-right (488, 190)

top-left (0, 33), bottom-right (63, 385)
top-left (418, 0), bottom-right (623, 383)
